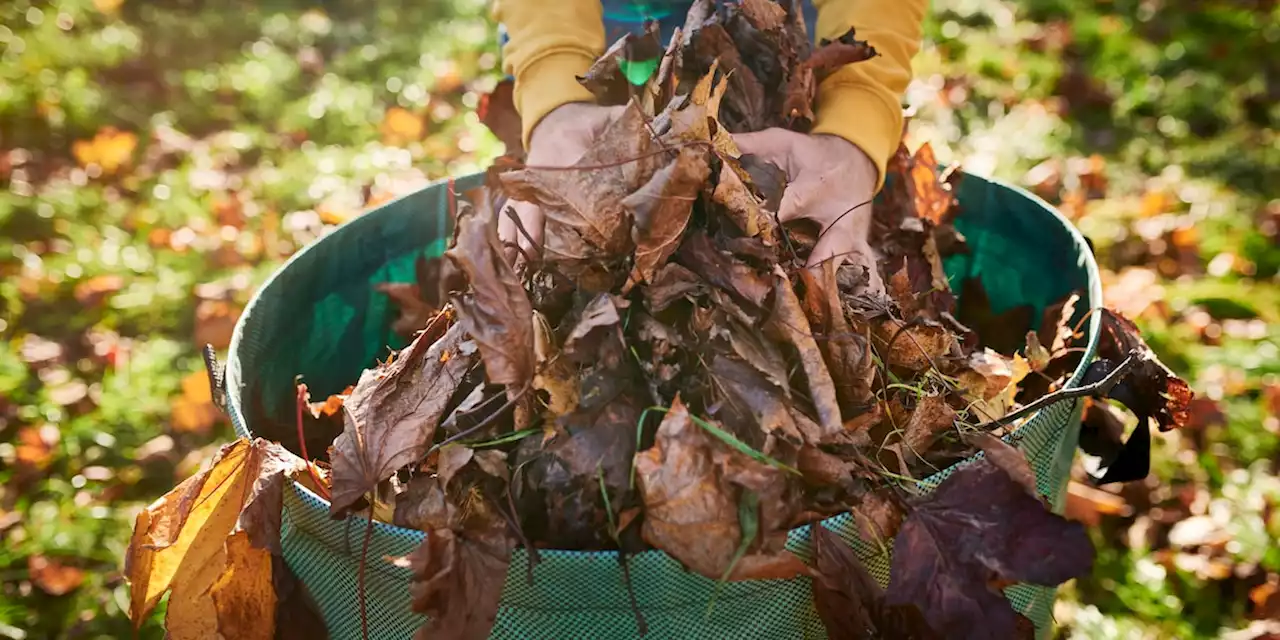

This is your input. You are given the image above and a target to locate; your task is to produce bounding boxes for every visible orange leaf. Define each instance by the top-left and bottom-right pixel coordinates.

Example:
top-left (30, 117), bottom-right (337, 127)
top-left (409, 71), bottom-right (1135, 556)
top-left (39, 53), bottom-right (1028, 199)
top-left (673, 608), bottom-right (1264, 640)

top-left (72, 127), bottom-right (138, 174)
top-left (28, 555), bottom-right (85, 596)
top-left (171, 371), bottom-right (220, 434)
top-left (380, 107), bottom-right (426, 145)
top-left (15, 425), bottom-right (58, 472)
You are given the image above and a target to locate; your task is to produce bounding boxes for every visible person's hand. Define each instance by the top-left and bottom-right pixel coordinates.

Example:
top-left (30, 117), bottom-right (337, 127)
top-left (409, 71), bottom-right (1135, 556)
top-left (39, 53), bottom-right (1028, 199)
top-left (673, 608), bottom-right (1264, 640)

top-left (733, 129), bottom-right (884, 293)
top-left (498, 102), bottom-right (624, 258)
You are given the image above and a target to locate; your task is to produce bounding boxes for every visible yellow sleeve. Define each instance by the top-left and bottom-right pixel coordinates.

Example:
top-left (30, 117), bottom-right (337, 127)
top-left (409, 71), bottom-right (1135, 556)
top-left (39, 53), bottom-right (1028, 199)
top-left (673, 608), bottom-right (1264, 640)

top-left (494, 0), bottom-right (605, 147)
top-left (810, 0), bottom-right (928, 189)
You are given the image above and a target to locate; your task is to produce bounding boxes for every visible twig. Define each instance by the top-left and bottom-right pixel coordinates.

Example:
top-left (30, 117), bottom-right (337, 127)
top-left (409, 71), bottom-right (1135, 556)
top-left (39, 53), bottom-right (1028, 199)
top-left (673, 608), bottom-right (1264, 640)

top-left (977, 351), bottom-right (1138, 430)
top-left (501, 484), bottom-right (540, 586)
top-left (295, 382), bottom-right (332, 501)
top-left (619, 551), bottom-right (649, 636)
top-left (358, 507), bottom-right (374, 640)
top-left (429, 384), bottom-right (533, 453)
top-left (521, 140), bottom-right (714, 173)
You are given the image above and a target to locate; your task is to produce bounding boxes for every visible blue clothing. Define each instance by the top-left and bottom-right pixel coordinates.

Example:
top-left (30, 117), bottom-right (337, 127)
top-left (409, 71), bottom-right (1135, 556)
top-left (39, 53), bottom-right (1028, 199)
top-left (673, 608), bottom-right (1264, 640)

top-left (499, 1), bottom-right (822, 65)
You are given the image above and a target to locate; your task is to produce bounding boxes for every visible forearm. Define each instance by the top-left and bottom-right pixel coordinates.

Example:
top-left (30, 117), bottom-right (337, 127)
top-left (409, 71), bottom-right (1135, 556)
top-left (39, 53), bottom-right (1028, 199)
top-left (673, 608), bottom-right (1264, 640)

top-left (494, 0), bottom-right (606, 147)
top-left (810, 0), bottom-right (927, 189)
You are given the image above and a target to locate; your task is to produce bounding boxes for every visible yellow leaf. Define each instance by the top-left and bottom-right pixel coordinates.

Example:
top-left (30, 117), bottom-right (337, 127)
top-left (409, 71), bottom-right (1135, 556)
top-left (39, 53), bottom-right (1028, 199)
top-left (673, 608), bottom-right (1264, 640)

top-left (93, 0), bottom-right (124, 13)
top-left (171, 371), bottom-right (220, 434)
top-left (125, 439), bottom-right (305, 634)
top-left (380, 107), bottom-right (425, 145)
top-left (168, 532), bottom-right (275, 640)
top-left (72, 127), bottom-right (137, 174)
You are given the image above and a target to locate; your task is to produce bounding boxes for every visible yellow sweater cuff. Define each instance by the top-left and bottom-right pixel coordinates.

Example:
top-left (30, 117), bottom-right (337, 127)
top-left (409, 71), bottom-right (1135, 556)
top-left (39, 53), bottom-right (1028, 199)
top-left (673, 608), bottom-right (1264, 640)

top-left (514, 51), bottom-right (598, 148)
top-left (809, 80), bottom-right (905, 192)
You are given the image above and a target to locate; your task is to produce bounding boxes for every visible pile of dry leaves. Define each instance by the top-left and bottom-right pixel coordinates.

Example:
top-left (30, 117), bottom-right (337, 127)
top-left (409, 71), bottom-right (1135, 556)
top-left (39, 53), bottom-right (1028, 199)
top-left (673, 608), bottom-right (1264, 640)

top-left (125, 1), bottom-right (1193, 639)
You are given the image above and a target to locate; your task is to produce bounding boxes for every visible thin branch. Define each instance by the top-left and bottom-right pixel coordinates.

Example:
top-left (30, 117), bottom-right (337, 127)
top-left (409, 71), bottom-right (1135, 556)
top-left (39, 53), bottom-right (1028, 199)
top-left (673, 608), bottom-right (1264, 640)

top-left (429, 384), bottom-right (534, 453)
top-left (977, 351), bottom-right (1139, 430)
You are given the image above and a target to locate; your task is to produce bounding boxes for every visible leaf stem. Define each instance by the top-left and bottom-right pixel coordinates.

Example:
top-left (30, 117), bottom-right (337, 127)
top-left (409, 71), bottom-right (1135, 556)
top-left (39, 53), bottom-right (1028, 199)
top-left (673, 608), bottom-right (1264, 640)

top-left (978, 351), bottom-right (1138, 430)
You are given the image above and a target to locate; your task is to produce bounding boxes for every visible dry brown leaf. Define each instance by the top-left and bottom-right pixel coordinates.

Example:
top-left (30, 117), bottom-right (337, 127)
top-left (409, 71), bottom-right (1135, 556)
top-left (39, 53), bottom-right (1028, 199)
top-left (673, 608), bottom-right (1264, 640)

top-left (1063, 481), bottom-right (1132, 527)
top-left (27, 555), bottom-right (85, 596)
top-left (628, 146), bottom-right (711, 284)
top-left (906, 143), bottom-right (955, 225)
top-left (709, 354), bottom-right (803, 445)
top-left (740, 0), bottom-right (786, 30)
top-left (712, 160), bottom-right (772, 239)
top-left (964, 432), bottom-right (1039, 499)
top-left (678, 231), bottom-right (771, 308)
top-left (501, 102), bottom-right (663, 270)
top-left (634, 397), bottom-right (806, 580)
top-left (801, 264), bottom-right (875, 413)
top-left (901, 393), bottom-right (958, 456)
top-left (873, 318), bottom-right (958, 372)
top-left (447, 197), bottom-right (535, 393)
top-left (767, 266), bottom-right (843, 439)
top-left (478, 78), bottom-right (523, 155)
top-left (397, 527), bottom-right (513, 640)
top-left (328, 323), bottom-right (474, 516)
top-left (956, 349), bottom-right (1031, 421)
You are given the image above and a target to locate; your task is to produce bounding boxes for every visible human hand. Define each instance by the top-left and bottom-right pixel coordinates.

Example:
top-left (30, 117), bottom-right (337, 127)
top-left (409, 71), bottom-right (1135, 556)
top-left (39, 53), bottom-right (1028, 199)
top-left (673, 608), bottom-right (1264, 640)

top-left (498, 102), bottom-right (624, 258)
top-left (733, 129), bottom-right (884, 293)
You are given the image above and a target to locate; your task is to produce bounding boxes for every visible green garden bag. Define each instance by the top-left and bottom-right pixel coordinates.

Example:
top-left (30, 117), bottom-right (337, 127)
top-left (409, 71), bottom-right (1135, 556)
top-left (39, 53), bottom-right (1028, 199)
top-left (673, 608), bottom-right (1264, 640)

top-left (225, 171), bottom-right (1103, 639)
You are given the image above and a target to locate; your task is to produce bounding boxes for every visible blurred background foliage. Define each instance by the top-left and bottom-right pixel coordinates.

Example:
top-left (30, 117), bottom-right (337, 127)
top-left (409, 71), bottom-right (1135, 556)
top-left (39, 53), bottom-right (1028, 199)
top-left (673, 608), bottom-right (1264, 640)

top-left (0, 0), bottom-right (1276, 638)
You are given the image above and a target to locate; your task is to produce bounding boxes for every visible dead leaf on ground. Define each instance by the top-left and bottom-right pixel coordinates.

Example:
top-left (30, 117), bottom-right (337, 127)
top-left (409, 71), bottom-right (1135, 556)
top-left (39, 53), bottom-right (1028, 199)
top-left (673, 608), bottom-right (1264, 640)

top-left (171, 370), bottom-right (222, 434)
top-left (28, 555), bottom-right (85, 596)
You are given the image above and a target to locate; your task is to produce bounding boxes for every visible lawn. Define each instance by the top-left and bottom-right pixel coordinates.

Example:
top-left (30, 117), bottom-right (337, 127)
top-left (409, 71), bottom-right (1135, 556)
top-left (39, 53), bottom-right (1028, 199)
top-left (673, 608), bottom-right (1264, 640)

top-left (1, 0), bottom-right (1276, 638)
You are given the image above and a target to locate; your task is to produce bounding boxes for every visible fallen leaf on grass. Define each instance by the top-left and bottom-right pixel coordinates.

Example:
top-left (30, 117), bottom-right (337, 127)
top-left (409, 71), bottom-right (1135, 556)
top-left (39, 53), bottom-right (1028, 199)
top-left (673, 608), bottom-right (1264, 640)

top-left (381, 107), bottom-right (426, 146)
top-left (72, 127), bottom-right (137, 173)
top-left (886, 457), bottom-right (1093, 639)
top-left (28, 555), bottom-right (85, 596)
top-left (328, 323), bottom-right (475, 516)
top-left (634, 397), bottom-right (806, 581)
top-left (171, 370), bottom-right (222, 434)
top-left (1063, 481), bottom-right (1131, 527)
top-left (447, 197), bottom-right (535, 393)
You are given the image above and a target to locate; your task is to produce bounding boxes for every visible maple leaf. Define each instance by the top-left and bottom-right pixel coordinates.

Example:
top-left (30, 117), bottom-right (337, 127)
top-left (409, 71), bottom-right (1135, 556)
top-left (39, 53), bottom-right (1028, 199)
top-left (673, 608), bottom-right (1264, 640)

top-left (811, 524), bottom-right (940, 640)
top-left (627, 145), bottom-right (711, 284)
top-left (396, 527), bottom-right (513, 640)
top-left (500, 102), bottom-right (663, 271)
top-left (708, 353), bottom-right (804, 447)
top-left (886, 456), bottom-right (1094, 639)
top-left (125, 438), bottom-right (326, 639)
top-left (446, 196), bottom-right (535, 393)
top-left (634, 397), bottom-right (807, 581)
top-left (328, 322), bottom-right (475, 516)
top-left (1097, 309), bottom-right (1193, 432)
